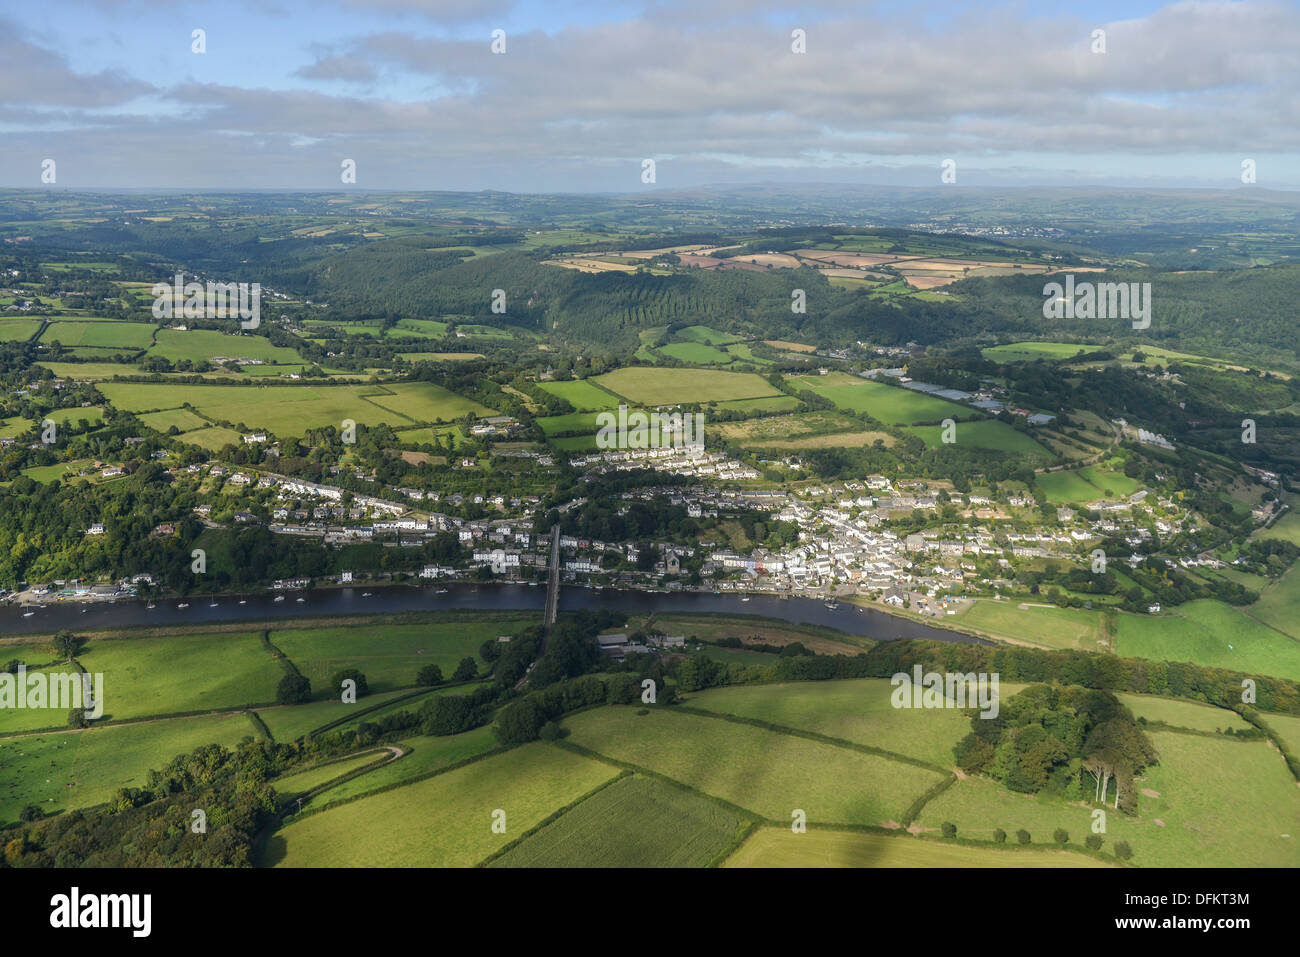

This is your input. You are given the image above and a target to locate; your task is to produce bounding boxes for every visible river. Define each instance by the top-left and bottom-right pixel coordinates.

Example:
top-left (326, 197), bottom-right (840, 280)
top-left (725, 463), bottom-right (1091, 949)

top-left (0, 583), bottom-right (989, 645)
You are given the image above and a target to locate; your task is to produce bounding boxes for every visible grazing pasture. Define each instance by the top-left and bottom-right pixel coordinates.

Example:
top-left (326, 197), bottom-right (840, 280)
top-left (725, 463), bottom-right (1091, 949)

top-left (596, 367), bottom-right (781, 406)
top-left (0, 712), bottom-right (261, 825)
top-left (268, 743), bottom-right (618, 867)
top-left (537, 379), bottom-right (623, 411)
top-left (76, 631), bottom-right (283, 720)
top-left (98, 380), bottom-right (491, 436)
top-left (683, 679), bottom-right (970, 767)
top-left (40, 320), bottom-right (155, 349)
top-left (561, 706), bottom-right (946, 825)
top-left (148, 329), bottom-right (301, 364)
top-left (1114, 600), bottom-right (1300, 682)
top-left (489, 774), bottom-right (746, 868)
top-left (790, 374), bottom-right (967, 426)
top-left (270, 618), bottom-right (527, 695)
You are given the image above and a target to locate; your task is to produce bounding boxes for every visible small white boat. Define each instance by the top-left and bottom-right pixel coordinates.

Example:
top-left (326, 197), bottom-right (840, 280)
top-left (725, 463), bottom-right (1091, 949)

top-left (147, 602), bottom-right (156, 609)
top-left (435, 588), bottom-right (448, 594)
top-left (208, 602), bottom-right (219, 608)
top-left (177, 602), bottom-right (189, 609)
top-left (238, 599), bottom-right (247, 605)
top-left (22, 611), bottom-right (34, 618)
top-left (295, 597), bottom-right (305, 603)
top-left (274, 595), bottom-right (285, 603)
top-left (362, 592), bottom-right (372, 598)
top-left (740, 597), bottom-right (751, 602)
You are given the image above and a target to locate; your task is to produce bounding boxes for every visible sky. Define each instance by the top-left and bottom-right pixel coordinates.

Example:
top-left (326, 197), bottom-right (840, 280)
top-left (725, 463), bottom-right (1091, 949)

top-left (2, 0), bottom-right (1298, 191)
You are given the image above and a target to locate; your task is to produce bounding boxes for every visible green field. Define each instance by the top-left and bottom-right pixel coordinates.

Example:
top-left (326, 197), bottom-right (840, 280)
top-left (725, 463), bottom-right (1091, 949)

top-left (270, 618), bottom-right (526, 695)
top-left (0, 319), bottom-right (43, 342)
top-left (98, 380), bottom-right (492, 436)
top-left (31, 361), bottom-right (138, 380)
top-left (982, 342), bottom-right (1101, 363)
top-left (255, 688), bottom-right (420, 742)
top-left (790, 374), bottom-right (967, 425)
top-left (0, 712), bottom-right (260, 825)
top-left (1038, 469), bottom-right (1110, 503)
top-left (724, 827), bottom-right (1112, 867)
top-left (676, 325), bottom-right (743, 345)
top-left (490, 773), bottom-right (747, 867)
top-left (312, 726), bottom-right (500, 807)
top-left (683, 679), bottom-right (968, 767)
top-left (138, 408), bottom-right (210, 433)
top-left (178, 425), bottom-right (244, 451)
top-left (1258, 711), bottom-right (1300, 757)
top-left (1245, 564), bottom-right (1300, 642)
top-left (535, 411), bottom-right (607, 436)
top-left (268, 743), bottom-right (618, 867)
top-left (595, 367), bottom-right (781, 406)
top-left (709, 395), bottom-right (802, 414)
top-left (40, 320), bottom-right (155, 349)
top-left (392, 318), bottom-right (451, 337)
top-left (77, 631), bottom-right (283, 721)
top-left (1114, 600), bottom-right (1300, 682)
top-left (537, 379), bottom-right (623, 411)
top-left (907, 419), bottom-right (1052, 458)
top-left (271, 750), bottom-right (393, 798)
top-left (44, 406), bottom-right (105, 428)
top-left (1115, 693), bottom-right (1250, 732)
top-left (659, 342), bottom-right (734, 365)
top-left (959, 600), bottom-right (1108, 651)
top-left (562, 706), bottom-right (946, 825)
top-left (916, 731), bottom-right (1299, 867)
top-left (147, 329), bottom-right (301, 364)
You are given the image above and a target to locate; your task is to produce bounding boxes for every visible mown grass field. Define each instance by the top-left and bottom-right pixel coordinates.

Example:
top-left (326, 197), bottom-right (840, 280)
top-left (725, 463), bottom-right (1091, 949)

top-left (98, 380), bottom-right (491, 435)
top-left (77, 631), bottom-right (283, 721)
top-left (561, 705), bottom-right (946, 825)
top-left (959, 600), bottom-right (1108, 651)
top-left (682, 679), bottom-right (970, 767)
top-left (32, 361), bottom-right (139, 379)
top-left (724, 827), bottom-right (1112, 867)
top-left (916, 730), bottom-right (1300, 867)
top-left (0, 712), bottom-right (260, 825)
top-left (1114, 600), bottom-right (1300, 682)
top-left (268, 743), bottom-right (618, 867)
top-left (40, 320), bottom-right (154, 349)
top-left (789, 374), bottom-right (967, 425)
top-left (536, 379), bottom-right (623, 411)
top-left (270, 618), bottom-right (527, 695)
top-left (595, 367), bottom-right (781, 406)
top-left (490, 773), bottom-right (747, 867)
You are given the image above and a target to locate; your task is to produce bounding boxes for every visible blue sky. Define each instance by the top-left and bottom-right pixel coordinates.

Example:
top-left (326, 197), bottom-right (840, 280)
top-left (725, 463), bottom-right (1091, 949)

top-left (3, 0), bottom-right (1297, 190)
